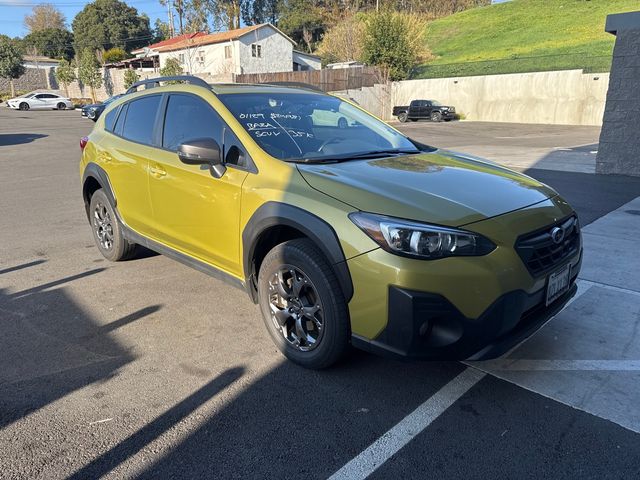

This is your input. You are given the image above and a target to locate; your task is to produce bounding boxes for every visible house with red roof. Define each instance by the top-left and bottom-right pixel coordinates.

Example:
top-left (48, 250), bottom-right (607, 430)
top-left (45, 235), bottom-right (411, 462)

top-left (120, 24), bottom-right (320, 77)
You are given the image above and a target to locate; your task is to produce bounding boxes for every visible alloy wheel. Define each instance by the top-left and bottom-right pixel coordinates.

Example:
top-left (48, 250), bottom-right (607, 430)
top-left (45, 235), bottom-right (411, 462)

top-left (93, 201), bottom-right (114, 250)
top-left (267, 265), bottom-right (324, 351)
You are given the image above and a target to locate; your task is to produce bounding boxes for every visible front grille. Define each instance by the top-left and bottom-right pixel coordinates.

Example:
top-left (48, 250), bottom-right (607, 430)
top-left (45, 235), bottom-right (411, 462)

top-left (515, 215), bottom-right (580, 277)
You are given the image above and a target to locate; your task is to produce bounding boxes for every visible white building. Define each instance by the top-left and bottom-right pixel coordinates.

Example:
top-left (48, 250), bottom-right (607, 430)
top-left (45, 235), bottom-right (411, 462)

top-left (130, 24), bottom-right (320, 77)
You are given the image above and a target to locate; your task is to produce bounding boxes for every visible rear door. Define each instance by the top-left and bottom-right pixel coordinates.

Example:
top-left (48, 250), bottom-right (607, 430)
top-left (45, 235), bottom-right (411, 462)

top-left (148, 93), bottom-right (249, 275)
top-left (408, 100), bottom-right (420, 118)
top-left (102, 95), bottom-right (160, 235)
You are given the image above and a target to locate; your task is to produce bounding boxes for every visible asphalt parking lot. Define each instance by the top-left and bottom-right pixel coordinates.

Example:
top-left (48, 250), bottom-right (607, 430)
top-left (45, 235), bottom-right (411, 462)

top-left (2, 109), bottom-right (640, 479)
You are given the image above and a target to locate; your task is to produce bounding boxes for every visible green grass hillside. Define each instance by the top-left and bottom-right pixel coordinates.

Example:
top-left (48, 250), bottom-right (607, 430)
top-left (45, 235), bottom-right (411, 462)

top-left (413, 0), bottom-right (638, 79)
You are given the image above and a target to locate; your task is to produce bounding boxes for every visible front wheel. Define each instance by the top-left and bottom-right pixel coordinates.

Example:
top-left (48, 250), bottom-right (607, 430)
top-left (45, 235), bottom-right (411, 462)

top-left (89, 189), bottom-right (137, 261)
top-left (258, 239), bottom-right (350, 369)
top-left (19, 102), bottom-right (29, 111)
top-left (57, 102), bottom-right (66, 110)
top-left (430, 111), bottom-right (443, 122)
top-left (397, 112), bottom-right (408, 123)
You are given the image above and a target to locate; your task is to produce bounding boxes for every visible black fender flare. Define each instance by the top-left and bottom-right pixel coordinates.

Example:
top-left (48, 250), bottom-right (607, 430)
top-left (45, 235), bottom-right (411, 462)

top-left (242, 202), bottom-right (354, 303)
top-left (82, 162), bottom-right (117, 218)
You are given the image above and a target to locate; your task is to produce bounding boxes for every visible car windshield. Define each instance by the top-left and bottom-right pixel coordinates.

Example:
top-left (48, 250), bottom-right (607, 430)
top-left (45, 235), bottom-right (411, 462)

top-left (430, 100), bottom-right (442, 106)
top-left (104, 95), bottom-right (120, 105)
top-left (218, 92), bottom-right (419, 162)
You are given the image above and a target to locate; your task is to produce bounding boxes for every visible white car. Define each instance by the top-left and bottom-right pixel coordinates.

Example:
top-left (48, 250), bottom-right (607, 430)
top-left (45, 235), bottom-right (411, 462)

top-left (6, 92), bottom-right (73, 111)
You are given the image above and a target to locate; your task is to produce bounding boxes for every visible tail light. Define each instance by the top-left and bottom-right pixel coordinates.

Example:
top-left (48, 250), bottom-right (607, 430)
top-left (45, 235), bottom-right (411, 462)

top-left (80, 136), bottom-right (89, 150)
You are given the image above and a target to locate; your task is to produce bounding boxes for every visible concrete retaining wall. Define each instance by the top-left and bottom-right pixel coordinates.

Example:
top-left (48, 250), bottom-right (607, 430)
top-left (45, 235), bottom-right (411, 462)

top-left (340, 69), bottom-right (610, 126)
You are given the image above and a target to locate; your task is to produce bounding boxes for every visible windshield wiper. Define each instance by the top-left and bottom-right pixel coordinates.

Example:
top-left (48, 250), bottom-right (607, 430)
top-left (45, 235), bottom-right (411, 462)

top-left (297, 149), bottom-right (420, 164)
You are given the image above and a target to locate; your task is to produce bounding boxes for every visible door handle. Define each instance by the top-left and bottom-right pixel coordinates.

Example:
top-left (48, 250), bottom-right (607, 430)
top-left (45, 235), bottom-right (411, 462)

top-left (150, 165), bottom-right (167, 177)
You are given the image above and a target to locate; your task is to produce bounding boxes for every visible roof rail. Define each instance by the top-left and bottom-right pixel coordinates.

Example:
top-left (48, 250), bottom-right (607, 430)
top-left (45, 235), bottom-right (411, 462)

top-left (264, 81), bottom-right (324, 93)
top-left (125, 75), bottom-right (210, 94)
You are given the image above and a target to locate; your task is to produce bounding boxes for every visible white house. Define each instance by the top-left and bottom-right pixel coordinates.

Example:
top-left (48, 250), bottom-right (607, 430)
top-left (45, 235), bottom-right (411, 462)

top-left (139, 24), bottom-right (318, 77)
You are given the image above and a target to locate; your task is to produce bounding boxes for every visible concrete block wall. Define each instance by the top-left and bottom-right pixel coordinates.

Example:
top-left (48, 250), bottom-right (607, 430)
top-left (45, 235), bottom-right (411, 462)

top-left (0, 67), bottom-right (54, 93)
top-left (339, 69), bottom-right (610, 126)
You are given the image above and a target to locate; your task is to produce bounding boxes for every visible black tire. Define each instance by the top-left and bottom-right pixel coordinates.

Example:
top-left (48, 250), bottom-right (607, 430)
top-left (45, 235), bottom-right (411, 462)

top-left (258, 238), bottom-right (350, 369)
top-left (57, 102), bottom-right (66, 110)
top-left (397, 112), bottom-right (408, 123)
top-left (19, 102), bottom-right (29, 111)
top-left (88, 189), bottom-right (137, 261)
top-left (430, 111), bottom-right (443, 122)
top-left (410, 118), bottom-right (418, 122)
top-left (337, 117), bottom-right (348, 129)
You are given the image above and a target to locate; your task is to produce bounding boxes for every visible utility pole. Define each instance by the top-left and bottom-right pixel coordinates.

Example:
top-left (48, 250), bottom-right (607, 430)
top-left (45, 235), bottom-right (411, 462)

top-left (166, 0), bottom-right (175, 38)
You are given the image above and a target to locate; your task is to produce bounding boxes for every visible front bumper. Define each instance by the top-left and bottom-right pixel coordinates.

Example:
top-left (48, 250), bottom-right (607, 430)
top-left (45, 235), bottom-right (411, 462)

top-left (352, 250), bottom-right (581, 360)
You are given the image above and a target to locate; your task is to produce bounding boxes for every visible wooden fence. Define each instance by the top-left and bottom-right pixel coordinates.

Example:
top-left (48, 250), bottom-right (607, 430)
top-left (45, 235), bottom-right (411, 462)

top-left (233, 66), bottom-right (381, 92)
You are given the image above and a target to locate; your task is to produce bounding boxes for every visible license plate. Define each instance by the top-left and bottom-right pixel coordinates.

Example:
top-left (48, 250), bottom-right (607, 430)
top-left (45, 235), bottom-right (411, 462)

top-left (546, 264), bottom-right (571, 306)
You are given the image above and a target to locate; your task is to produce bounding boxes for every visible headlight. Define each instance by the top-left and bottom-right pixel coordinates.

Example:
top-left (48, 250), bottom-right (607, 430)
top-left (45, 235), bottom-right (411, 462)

top-left (349, 212), bottom-right (496, 260)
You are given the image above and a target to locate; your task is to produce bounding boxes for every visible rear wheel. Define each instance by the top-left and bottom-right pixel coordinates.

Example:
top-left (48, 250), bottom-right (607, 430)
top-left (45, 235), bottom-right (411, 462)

top-left (19, 102), bottom-right (29, 111)
top-left (430, 111), bottom-right (443, 122)
top-left (397, 112), bottom-right (408, 123)
top-left (89, 189), bottom-right (136, 261)
top-left (258, 239), bottom-right (350, 369)
top-left (57, 102), bottom-right (66, 110)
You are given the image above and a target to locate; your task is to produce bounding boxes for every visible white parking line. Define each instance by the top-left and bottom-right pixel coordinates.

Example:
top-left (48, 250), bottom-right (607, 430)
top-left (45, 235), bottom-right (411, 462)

top-left (474, 359), bottom-right (640, 371)
top-left (327, 368), bottom-right (486, 480)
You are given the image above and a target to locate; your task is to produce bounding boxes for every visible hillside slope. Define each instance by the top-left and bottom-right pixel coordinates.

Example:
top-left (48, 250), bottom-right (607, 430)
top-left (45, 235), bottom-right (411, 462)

top-left (414, 0), bottom-right (638, 78)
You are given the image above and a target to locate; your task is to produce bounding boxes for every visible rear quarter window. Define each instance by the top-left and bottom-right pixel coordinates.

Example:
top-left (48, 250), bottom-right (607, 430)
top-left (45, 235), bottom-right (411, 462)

top-left (121, 95), bottom-right (162, 145)
top-left (104, 107), bottom-right (118, 132)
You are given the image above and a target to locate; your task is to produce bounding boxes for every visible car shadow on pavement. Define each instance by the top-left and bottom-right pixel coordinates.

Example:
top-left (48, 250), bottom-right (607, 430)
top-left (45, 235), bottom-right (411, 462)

top-left (0, 266), bottom-right (159, 429)
top-left (67, 367), bottom-right (246, 480)
top-left (65, 351), bottom-right (463, 479)
top-left (0, 133), bottom-right (48, 146)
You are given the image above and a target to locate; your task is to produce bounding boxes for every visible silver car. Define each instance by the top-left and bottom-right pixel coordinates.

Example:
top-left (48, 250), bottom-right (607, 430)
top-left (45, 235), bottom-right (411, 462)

top-left (6, 92), bottom-right (73, 111)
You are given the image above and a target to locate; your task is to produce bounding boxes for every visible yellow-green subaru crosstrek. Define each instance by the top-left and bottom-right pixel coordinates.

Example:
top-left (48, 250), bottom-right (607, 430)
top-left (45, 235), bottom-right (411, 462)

top-left (80, 76), bottom-right (582, 369)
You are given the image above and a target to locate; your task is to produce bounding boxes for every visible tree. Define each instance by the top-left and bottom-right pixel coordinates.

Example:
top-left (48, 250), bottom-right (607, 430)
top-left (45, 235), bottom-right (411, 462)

top-left (103, 47), bottom-right (128, 64)
top-left (55, 58), bottom-right (76, 97)
top-left (24, 3), bottom-right (66, 33)
top-left (0, 36), bottom-right (26, 97)
top-left (160, 57), bottom-right (183, 77)
top-left (72, 0), bottom-right (152, 55)
top-left (123, 68), bottom-right (139, 89)
top-left (23, 28), bottom-right (74, 60)
top-left (153, 19), bottom-right (172, 43)
top-left (277, 0), bottom-right (326, 51)
top-left (361, 12), bottom-right (425, 81)
top-left (316, 14), bottom-right (365, 64)
top-left (241, 0), bottom-right (279, 25)
top-left (78, 49), bottom-right (103, 102)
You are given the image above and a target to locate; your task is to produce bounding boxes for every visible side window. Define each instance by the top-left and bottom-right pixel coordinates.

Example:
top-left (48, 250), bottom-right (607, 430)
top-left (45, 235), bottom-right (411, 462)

top-left (104, 106), bottom-right (118, 132)
top-left (35, 94), bottom-right (46, 99)
top-left (121, 95), bottom-right (162, 145)
top-left (113, 103), bottom-right (128, 136)
top-left (162, 94), bottom-right (223, 151)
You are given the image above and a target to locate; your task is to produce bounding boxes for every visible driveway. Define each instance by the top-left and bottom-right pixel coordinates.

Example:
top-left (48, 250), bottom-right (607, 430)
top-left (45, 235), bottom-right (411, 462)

top-left (1, 110), bottom-right (639, 479)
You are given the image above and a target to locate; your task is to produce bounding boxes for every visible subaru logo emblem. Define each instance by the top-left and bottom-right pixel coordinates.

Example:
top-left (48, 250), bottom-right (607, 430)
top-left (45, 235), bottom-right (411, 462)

top-left (551, 226), bottom-right (565, 244)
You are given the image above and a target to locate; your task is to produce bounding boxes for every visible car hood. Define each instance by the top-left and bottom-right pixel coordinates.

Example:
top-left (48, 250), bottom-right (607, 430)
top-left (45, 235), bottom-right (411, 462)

top-left (296, 150), bottom-right (558, 227)
top-left (83, 103), bottom-right (101, 110)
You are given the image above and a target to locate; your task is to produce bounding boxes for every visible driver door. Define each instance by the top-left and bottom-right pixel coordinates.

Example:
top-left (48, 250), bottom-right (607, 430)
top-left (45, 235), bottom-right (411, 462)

top-left (148, 93), bottom-right (249, 276)
top-left (31, 94), bottom-right (49, 109)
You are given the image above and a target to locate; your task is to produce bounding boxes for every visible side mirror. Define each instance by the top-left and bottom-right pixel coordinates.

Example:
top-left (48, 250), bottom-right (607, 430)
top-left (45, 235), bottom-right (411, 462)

top-left (177, 138), bottom-right (226, 178)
